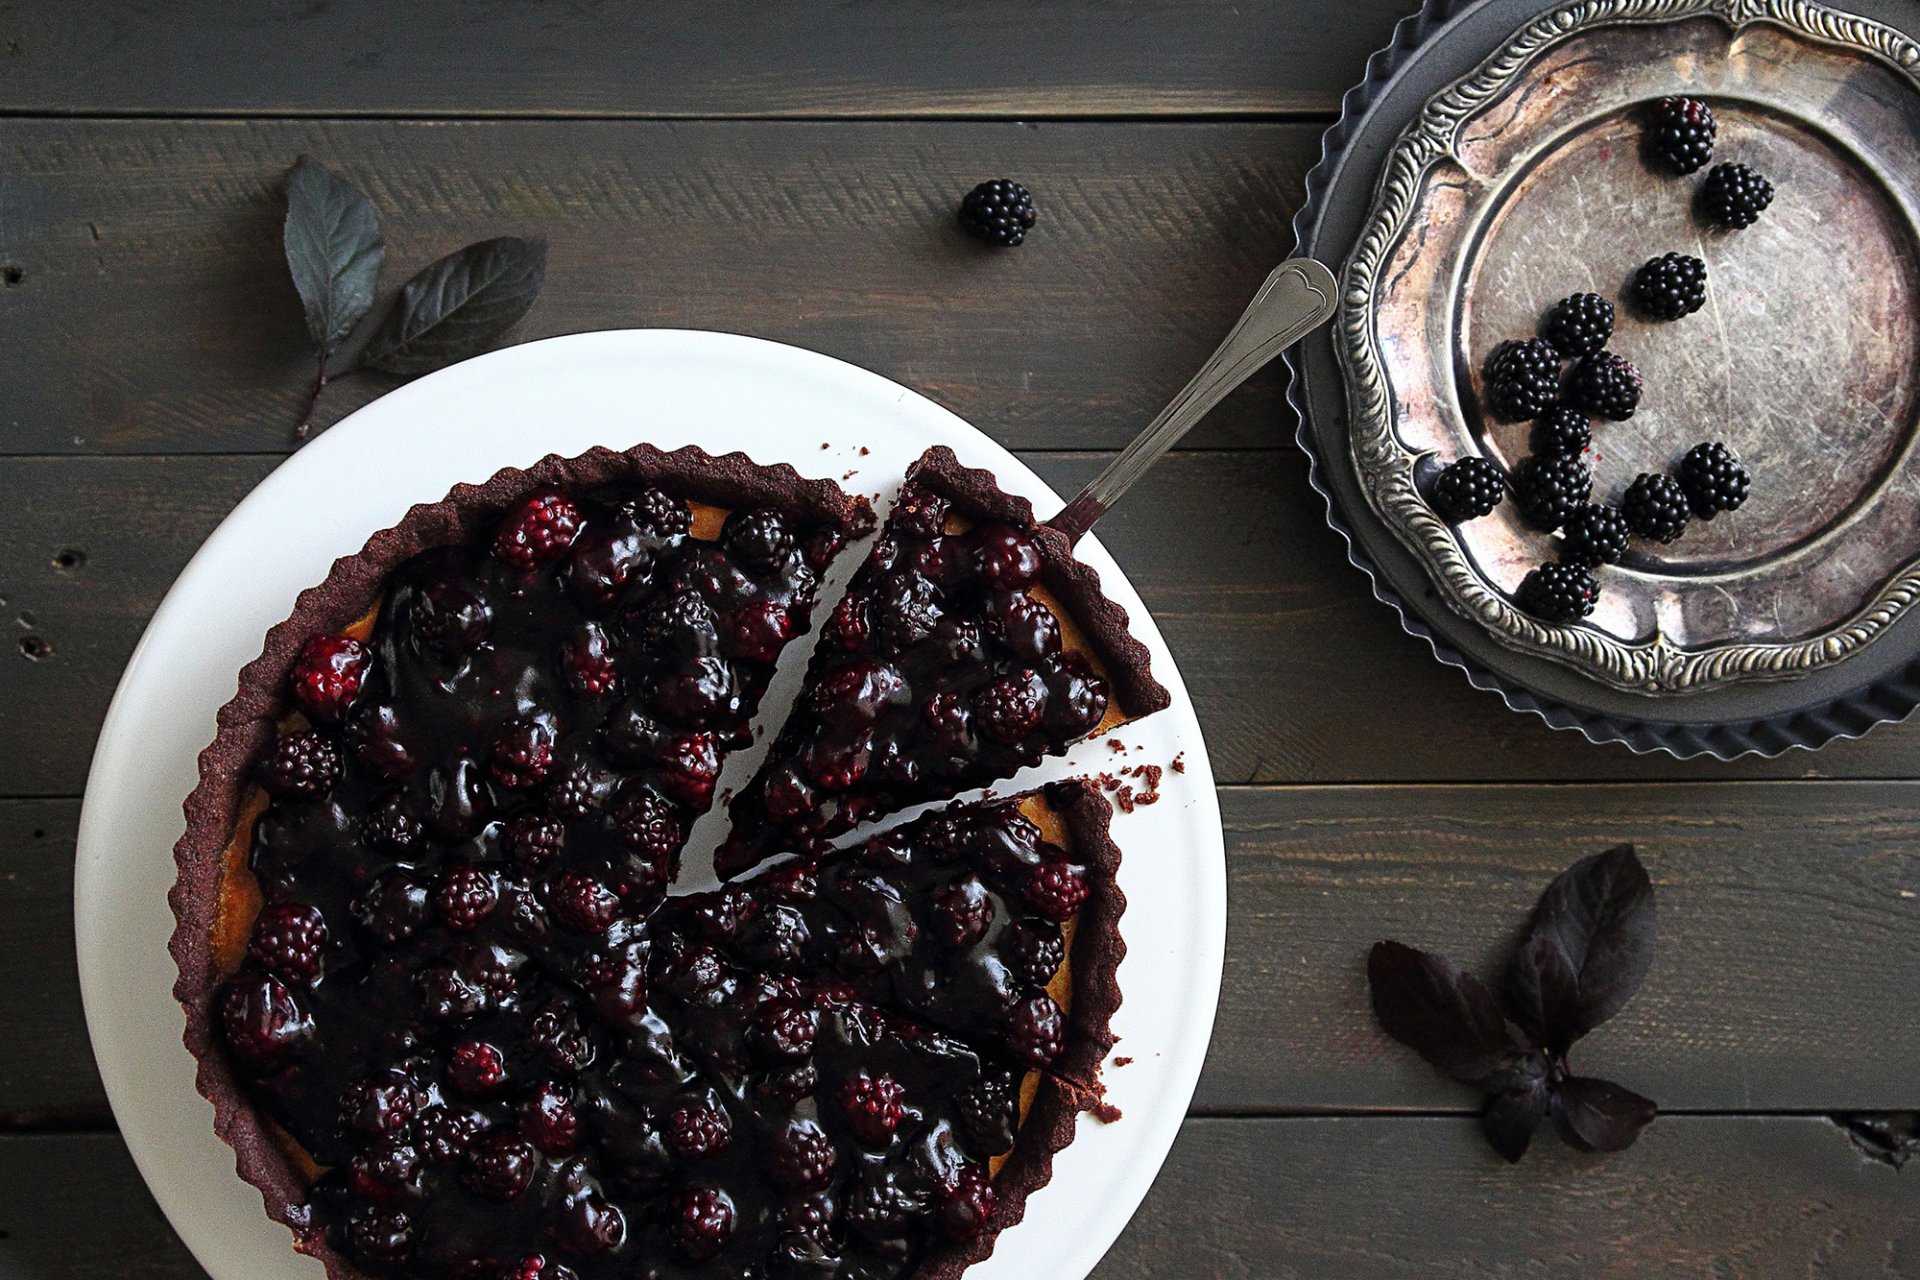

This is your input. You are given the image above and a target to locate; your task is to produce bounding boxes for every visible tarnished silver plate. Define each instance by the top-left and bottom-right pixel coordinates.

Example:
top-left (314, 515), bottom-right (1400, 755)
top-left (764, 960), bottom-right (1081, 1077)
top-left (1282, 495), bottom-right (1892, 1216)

top-left (1340, 0), bottom-right (1920, 695)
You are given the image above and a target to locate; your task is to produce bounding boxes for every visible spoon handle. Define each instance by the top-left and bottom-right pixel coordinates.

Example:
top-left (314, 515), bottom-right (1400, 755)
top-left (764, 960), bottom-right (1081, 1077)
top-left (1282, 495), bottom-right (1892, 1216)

top-left (1046, 257), bottom-right (1338, 546)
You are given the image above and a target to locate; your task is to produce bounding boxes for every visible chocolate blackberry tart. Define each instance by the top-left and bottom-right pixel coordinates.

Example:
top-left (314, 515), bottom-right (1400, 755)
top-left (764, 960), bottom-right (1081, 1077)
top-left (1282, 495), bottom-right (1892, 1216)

top-left (171, 444), bottom-right (1130, 1280)
top-left (719, 446), bottom-right (1168, 874)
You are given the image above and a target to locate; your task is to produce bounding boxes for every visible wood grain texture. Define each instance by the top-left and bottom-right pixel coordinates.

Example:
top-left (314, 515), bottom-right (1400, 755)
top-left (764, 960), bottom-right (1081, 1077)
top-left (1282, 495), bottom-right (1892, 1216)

top-left (1089, 1116), bottom-right (1920, 1279)
top-left (0, 800), bottom-right (106, 1125)
top-left (10, 452), bottom-right (1920, 797)
top-left (5, 1119), bottom-right (1912, 1280)
top-left (17, 785), bottom-right (1918, 1123)
top-left (1195, 783), bottom-right (1920, 1113)
top-left (0, 1), bottom-right (1412, 119)
top-left (0, 118), bottom-right (1312, 455)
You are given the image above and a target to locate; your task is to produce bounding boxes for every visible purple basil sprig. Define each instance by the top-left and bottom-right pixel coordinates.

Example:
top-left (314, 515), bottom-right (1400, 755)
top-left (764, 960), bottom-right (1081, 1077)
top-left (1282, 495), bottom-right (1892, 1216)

top-left (1368, 845), bottom-right (1658, 1162)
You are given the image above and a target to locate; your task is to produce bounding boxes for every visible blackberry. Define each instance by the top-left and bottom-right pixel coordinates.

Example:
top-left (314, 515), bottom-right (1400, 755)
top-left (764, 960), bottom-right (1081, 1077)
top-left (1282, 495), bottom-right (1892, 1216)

top-left (768, 1122), bottom-right (837, 1191)
top-left (939, 1165), bottom-right (997, 1241)
top-left (1510, 454), bottom-right (1593, 532)
top-left (1023, 857), bottom-right (1089, 922)
top-left (666, 1099), bottom-right (732, 1158)
top-left (1007, 993), bottom-right (1066, 1066)
top-left (955, 1071), bottom-right (1018, 1159)
top-left (1430, 457), bottom-right (1506, 522)
top-left (1622, 472), bottom-right (1691, 543)
top-left (461, 1131), bottom-right (537, 1202)
top-left (624, 486), bottom-right (691, 539)
top-left (363, 792), bottom-right (425, 854)
top-left (1004, 920), bottom-right (1065, 988)
top-left (492, 490), bottom-right (583, 571)
top-left (841, 1073), bottom-right (906, 1145)
top-left (1698, 162), bottom-right (1774, 229)
top-left (1531, 406), bottom-right (1592, 459)
top-left (1486, 338), bottom-right (1562, 421)
top-left (489, 718), bottom-right (555, 791)
top-left (972, 671), bottom-right (1045, 745)
top-left (435, 863), bottom-right (497, 932)
top-left (247, 902), bottom-right (328, 984)
top-left (261, 729), bottom-right (341, 798)
top-left (1646, 96), bottom-right (1716, 174)
top-left (1567, 351), bottom-right (1644, 420)
top-left (1677, 441), bottom-right (1751, 519)
top-left (723, 508), bottom-right (795, 574)
top-left (1543, 292), bottom-right (1614, 357)
top-left (958, 179), bottom-right (1036, 247)
top-left (1514, 562), bottom-right (1600, 624)
top-left (1632, 253), bottom-right (1707, 321)
top-left (672, 1187), bottom-right (736, 1260)
top-left (290, 633), bottom-right (368, 722)
top-left (1560, 503), bottom-right (1631, 567)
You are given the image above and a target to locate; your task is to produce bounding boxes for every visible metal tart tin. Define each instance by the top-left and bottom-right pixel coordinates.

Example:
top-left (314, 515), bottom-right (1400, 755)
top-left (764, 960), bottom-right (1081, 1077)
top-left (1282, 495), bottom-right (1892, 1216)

top-left (1287, 0), bottom-right (1920, 757)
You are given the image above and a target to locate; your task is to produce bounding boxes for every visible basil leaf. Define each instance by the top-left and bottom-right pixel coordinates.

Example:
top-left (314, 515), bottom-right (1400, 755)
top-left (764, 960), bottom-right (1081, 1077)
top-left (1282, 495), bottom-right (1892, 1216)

top-left (1367, 941), bottom-right (1533, 1086)
top-left (361, 236), bottom-right (547, 376)
top-left (283, 156), bottom-right (384, 358)
top-left (1557, 1076), bottom-right (1657, 1153)
top-left (1522, 845), bottom-right (1657, 1040)
top-left (1483, 1079), bottom-right (1551, 1164)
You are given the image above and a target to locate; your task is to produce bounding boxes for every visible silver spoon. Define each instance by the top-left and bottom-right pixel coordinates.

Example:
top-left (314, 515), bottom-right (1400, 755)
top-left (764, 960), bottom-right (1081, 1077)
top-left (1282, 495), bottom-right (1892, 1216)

top-left (1047, 257), bottom-right (1339, 545)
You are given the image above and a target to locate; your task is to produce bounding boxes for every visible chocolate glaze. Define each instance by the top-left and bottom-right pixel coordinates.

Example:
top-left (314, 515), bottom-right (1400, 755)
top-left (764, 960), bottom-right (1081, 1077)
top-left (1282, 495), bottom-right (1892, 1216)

top-left (170, 447), bottom-right (1127, 1280)
top-left (719, 447), bottom-right (1170, 874)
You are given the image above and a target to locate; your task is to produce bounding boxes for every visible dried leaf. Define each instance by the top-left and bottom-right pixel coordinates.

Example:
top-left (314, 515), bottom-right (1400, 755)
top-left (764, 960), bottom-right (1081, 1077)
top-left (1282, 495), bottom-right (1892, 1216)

top-left (1556, 1076), bottom-right (1657, 1153)
top-left (361, 236), bottom-right (547, 376)
top-left (1506, 934), bottom-right (1581, 1055)
top-left (1523, 845), bottom-right (1656, 1040)
top-left (1483, 1080), bottom-right (1551, 1164)
top-left (283, 156), bottom-right (384, 358)
top-left (1368, 941), bottom-right (1533, 1086)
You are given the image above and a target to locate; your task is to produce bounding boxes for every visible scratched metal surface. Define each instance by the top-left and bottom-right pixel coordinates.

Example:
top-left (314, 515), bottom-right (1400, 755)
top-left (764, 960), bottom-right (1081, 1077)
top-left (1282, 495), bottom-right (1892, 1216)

top-left (1357, 8), bottom-right (1920, 690)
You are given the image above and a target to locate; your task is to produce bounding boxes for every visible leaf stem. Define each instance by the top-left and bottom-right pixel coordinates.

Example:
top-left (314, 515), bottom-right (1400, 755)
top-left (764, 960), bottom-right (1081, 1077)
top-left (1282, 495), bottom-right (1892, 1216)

top-left (295, 355), bottom-right (331, 442)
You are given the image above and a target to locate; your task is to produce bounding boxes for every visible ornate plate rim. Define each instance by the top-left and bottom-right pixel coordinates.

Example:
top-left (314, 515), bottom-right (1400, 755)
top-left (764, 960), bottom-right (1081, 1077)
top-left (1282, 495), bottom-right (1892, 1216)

top-left (1337, 0), bottom-right (1920, 695)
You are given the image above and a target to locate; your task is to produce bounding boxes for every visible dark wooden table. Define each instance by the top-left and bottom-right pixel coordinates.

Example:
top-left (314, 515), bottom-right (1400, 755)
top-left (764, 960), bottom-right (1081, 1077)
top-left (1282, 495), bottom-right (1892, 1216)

top-left (3, 3), bottom-right (1917, 1275)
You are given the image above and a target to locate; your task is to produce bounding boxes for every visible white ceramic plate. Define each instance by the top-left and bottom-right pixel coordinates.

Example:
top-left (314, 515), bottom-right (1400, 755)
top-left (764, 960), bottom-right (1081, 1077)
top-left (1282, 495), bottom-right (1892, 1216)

top-left (74, 330), bottom-right (1225, 1280)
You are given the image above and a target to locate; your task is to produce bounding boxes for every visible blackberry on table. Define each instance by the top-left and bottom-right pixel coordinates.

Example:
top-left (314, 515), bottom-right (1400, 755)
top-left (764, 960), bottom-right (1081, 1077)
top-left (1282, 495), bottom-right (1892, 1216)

top-left (1511, 454), bottom-right (1592, 533)
top-left (958, 180), bottom-right (1037, 247)
top-left (1561, 503), bottom-right (1631, 567)
top-left (1567, 350), bottom-right (1643, 420)
top-left (1698, 162), bottom-right (1774, 230)
top-left (1632, 253), bottom-right (1708, 321)
top-left (1678, 441), bottom-right (1751, 518)
top-left (1430, 456), bottom-right (1507, 522)
top-left (1486, 338), bottom-right (1562, 420)
top-left (1543, 292), bottom-right (1614, 357)
top-left (1531, 406), bottom-right (1592, 458)
top-left (1515, 562), bottom-right (1599, 623)
top-left (1646, 96), bottom-right (1716, 174)
top-left (1622, 472), bottom-right (1691, 543)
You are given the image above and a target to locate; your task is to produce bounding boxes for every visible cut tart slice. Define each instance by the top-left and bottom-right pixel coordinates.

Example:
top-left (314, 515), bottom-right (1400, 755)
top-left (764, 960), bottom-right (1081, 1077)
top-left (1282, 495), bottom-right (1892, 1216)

top-left (719, 446), bottom-right (1169, 874)
top-left (623, 781), bottom-right (1125, 1278)
top-left (169, 445), bottom-right (870, 1278)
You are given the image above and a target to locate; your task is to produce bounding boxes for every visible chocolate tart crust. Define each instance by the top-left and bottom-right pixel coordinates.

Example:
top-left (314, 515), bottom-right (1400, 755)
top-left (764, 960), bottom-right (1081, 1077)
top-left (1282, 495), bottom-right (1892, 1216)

top-left (917, 779), bottom-right (1127, 1280)
top-left (908, 446), bottom-right (1171, 720)
top-left (169, 444), bottom-right (872, 1270)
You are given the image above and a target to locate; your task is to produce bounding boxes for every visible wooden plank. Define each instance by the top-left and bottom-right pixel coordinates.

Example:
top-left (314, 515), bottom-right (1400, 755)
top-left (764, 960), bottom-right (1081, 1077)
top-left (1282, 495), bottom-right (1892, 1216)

top-left (0, 800), bottom-right (106, 1124)
top-left (1090, 1116), bottom-right (1920, 1278)
top-left (10, 452), bottom-right (1920, 796)
top-left (1194, 783), bottom-right (1920, 1114)
top-left (0, 1133), bottom-right (209, 1280)
top-left (0, 118), bottom-right (1314, 455)
top-left (0, 1), bottom-right (1412, 119)
top-left (15, 784), bottom-right (1918, 1123)
top-left (5, 1118), bottom-right (1911, 1280)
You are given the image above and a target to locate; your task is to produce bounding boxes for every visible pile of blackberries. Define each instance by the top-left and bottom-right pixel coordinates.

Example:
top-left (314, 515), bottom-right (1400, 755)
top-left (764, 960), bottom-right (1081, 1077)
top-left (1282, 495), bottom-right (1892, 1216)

top-left (1426, 98), bottom-right (1769, 625)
